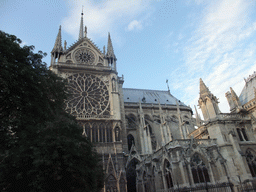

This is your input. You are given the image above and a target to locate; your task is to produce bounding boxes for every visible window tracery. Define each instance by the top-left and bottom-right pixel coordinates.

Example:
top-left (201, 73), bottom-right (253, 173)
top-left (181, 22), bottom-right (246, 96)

top-left (191, 154), bottom-right (210, 184)
top-left (82, 122), bottom-right (113, 143)
top-left (246, 149), bottom-right (256, 177)
top-left (237, 128), bottom-right (249, 141)
top-left (164, 160), bottom-right (173, 189)
top-left (65, 73), bottom-right (110, 118)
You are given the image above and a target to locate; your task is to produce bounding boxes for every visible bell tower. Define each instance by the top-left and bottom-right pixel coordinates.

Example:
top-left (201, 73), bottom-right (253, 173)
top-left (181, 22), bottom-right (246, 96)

top-left (50, 11), bottom-right (126, 192)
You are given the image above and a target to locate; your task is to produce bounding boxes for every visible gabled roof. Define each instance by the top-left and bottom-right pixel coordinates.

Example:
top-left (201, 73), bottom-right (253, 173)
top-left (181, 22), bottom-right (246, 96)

top-left (239, 75), bottom-right (256, 105)
top-left (123, 88), bottom-right (186, 106)
top-left (65, 37), bottom-right (103, 55)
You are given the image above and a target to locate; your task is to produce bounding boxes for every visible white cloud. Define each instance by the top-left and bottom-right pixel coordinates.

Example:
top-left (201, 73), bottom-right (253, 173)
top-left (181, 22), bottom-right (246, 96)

top-left (170, 0), bottom-right (256, 116)
top-left (127, 20), bottom-right (143, 31)
top-left (61, 0), bottom-right (153, 40)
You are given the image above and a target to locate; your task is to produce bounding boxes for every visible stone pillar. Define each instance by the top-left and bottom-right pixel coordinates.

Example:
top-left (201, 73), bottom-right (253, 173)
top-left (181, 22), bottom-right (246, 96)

top-left (177, 151), bottom-right (186, 185)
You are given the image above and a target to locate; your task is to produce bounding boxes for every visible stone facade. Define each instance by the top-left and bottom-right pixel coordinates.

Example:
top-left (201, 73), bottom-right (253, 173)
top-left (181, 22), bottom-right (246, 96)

top-left (50, 13), bottom-right (256, 192)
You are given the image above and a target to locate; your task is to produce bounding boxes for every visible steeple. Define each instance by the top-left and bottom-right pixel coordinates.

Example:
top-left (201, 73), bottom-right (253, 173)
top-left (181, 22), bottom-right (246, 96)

top-left (106, 33), bottom-right (117, 68)
top-left (198, 78), bottom-right (220, 121)
top-left (51, 25), bottom-right (63, 65)
top-left (79, 8), bottom-right (84, 40)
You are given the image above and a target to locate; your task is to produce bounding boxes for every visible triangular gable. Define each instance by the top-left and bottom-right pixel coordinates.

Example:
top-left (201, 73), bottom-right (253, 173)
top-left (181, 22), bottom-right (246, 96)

top-left (106, 154), bottom-right (117, 178)
top-left (65, 37), bottom-right (103, 56)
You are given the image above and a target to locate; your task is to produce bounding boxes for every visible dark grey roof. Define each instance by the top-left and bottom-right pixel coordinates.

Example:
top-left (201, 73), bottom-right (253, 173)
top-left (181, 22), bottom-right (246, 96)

top-left (123, 88), bottom-right (186, 106)
top-left (239, 77), bottom-right (256, 105)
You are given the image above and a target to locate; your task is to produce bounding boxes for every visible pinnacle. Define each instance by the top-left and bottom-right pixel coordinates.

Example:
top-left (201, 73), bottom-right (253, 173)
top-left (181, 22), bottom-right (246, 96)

top-left (106, 33), bottom-right (116, 59)
top-left (52, 25), bottom-right (63, 53)
top-left (199, 78), bottom-right (210, 96)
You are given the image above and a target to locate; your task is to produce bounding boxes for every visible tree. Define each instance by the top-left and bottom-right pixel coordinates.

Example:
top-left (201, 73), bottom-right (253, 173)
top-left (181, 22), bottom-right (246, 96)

top-left (0, 31), bottom-right (104, 192)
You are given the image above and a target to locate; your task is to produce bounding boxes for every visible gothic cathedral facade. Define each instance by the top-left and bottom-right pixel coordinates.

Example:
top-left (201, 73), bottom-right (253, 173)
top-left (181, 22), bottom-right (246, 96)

top-left (50, 13), bottom-right (256, 192)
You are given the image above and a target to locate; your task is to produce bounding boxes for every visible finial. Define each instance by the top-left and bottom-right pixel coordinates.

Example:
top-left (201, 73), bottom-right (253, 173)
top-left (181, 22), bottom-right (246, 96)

top-left (82, 6), bottom-right (84, 15)
top-left (166, 79), bottom-right (170, 92)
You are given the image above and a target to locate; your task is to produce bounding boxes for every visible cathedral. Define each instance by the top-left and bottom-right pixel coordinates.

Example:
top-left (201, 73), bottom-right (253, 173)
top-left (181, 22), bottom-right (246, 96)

top-left (50, 13), bottom-right (256, 192)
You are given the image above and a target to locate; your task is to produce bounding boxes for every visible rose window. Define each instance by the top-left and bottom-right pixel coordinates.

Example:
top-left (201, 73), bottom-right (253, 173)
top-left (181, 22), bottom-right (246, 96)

top-left (65, 73), bottom-right (110, 117)
top-left (74, 48), bottom-right (95, 64)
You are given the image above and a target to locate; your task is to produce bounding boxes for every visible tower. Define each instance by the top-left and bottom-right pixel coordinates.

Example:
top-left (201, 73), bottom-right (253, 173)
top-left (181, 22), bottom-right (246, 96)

top-left (50, 12), bottom-right (126, 192)
top-left (198, 78), bottom-right (220, 121)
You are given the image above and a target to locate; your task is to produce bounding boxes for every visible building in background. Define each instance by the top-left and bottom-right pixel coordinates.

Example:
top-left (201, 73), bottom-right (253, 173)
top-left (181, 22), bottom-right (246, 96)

top-left (50, 13), bottom-right (256, 192)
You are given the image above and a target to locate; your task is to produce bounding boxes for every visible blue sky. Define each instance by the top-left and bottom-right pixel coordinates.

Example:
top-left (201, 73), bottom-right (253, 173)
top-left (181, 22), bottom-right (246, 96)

top-left (1, 0), bottom-right (256, 114)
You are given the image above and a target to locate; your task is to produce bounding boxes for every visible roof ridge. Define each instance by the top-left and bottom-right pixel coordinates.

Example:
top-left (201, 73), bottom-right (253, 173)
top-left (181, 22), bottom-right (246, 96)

top-left (123, 88), bottom-right (169, 92)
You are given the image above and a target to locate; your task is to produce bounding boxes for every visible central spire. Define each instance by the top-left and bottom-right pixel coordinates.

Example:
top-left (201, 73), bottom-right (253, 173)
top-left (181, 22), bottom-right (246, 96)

top-left (79, 7), bottom-right (84, 40)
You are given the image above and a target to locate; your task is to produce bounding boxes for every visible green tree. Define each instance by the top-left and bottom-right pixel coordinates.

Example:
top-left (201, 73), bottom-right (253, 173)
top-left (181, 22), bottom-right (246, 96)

top-left (0, 31), bottom-right (104, 192)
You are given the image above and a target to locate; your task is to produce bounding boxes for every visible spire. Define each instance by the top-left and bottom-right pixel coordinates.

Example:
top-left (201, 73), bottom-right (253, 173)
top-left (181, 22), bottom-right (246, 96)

top-left (106, 33), bottom-right (116, 60)
top-left (79, 8), bottom-right (84, 40)
top-left (199, 78), bottom-right (211, 98)
top-left (52, 25), bottom-right (63, 53)
top-left (194, 105), bottom-right (202, 127)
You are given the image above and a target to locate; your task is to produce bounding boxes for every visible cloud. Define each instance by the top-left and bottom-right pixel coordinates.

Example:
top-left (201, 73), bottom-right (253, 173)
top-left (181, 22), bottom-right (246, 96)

top-left (61, 0), bottom-right (153, 40)
top-left (127, 20), bottom-right (143, 31)
top-left (170, 0), bottom-right (256, 115)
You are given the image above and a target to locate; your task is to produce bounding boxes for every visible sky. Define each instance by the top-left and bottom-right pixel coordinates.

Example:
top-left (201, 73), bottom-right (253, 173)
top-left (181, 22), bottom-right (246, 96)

top-left (1, 0), bottom-right (256, 115)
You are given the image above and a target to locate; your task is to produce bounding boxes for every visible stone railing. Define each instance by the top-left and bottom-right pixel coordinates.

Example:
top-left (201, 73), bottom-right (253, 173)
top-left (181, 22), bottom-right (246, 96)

top-left (52, 62), bottom-right (111, 70)
top-left (147, 139), bottom-right (217, 162)
top-left (76, 114), bottom-right (112, 120)
top-left (217, 113), bottom-right (250, 120)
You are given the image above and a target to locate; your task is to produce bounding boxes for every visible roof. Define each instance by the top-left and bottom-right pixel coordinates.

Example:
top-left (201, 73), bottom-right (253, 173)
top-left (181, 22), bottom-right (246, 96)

top-left (123, 88), bottom-right (187, 106)
top-left (239, 75), bottom-right (256, 105)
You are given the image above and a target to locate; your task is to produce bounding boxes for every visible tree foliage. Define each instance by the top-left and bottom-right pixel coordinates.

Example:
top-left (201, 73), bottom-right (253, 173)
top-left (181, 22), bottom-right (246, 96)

top-left (0, 31), bottom-right (104, 192)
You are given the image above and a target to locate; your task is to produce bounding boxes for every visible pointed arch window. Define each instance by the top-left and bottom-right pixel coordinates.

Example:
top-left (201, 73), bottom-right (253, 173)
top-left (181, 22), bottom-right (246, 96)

top-left (99, 124), bottom-right (105, 142)
top-left (92, 123), bottom-right (99, 142)
top-left (164, 160), bottom-right (173, 188)
top-left (246, 149), bottom-right (256, 177)
top-left (237, 128), bottom-right (249, 141)
top-left (191, 154), bottom-right (210, 184)
top-left (106, 123), bottom-right (113, 142)
top-left (127, 134), bottom-right (135, 151)
top-left (127, 115), bottom-right (137, 129)
top-left (84, 123), bottom-right (91, 141)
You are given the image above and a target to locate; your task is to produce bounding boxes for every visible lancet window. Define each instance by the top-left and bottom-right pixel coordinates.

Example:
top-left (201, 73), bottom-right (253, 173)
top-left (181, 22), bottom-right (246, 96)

top-left (164, 160), bottom-right (173, 188)
top-left (127, 134), bottom-right (135, 151)
top-left (84, 122), bottom-right (113, 143)
top-left (237, 128), bottom-right (249, 141)
top-left (246, 149), bottom-right (256, 177)
top-left (106, 123), bottom-right (113, 142)
top-left (191, 154), bottom-right (210, 184)
top-left (127, 115), bottom-right (137, 129)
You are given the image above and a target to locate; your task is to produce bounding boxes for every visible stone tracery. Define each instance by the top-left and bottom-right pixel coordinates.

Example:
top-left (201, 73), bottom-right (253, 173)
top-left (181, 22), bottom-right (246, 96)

top-left (65, 73), bottom-right (110, 118)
